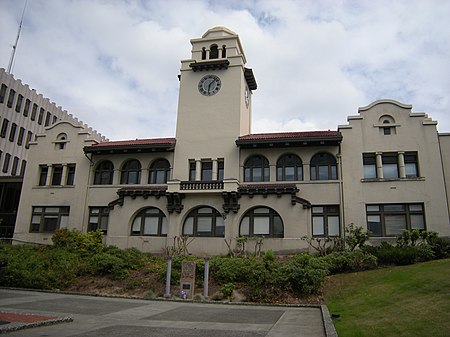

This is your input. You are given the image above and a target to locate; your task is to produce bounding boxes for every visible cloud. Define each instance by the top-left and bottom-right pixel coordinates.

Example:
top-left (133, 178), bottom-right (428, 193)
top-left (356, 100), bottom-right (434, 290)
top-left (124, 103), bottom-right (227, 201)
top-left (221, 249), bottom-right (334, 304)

top-left (0, 0), bottom-right (449, 140)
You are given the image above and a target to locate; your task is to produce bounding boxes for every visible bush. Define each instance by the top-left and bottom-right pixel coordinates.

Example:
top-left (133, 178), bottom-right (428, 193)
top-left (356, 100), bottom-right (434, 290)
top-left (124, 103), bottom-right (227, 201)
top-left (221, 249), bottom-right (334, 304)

top-left (86, 252), bottom-right (129, 279)
top-left (281, 253), bottom-right (330, 296)
top-left (52, 228), bottom-right (104, 255)
top-left (323, 250), bottom-right (378, 274)
top-left (345, 224), bottom-right (371, 251)
top-left (427, 236), bottom-right (450, 259)
top-left (363, 242), bottom-right (420, 265)
top-left (0, 244), bottom-right (80, 289)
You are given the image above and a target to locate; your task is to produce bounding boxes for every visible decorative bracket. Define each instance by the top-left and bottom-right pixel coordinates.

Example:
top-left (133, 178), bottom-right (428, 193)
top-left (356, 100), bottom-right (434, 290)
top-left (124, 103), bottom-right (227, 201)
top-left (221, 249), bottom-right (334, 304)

top-left (222, 191), bottom-right (241, 213)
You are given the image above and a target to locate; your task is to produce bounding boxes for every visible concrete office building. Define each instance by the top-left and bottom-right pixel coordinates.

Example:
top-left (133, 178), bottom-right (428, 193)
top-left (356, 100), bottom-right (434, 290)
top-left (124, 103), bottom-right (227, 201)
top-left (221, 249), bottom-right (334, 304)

top-left (12, 27), bottom-right (450, 255)
top-left (0, 68), bottom-right (105, 237)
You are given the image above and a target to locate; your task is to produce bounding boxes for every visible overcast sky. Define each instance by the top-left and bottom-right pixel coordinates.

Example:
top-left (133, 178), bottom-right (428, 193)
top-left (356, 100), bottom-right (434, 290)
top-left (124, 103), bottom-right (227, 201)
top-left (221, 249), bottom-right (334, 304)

top-left (1, 0), bottom-right (449, 141)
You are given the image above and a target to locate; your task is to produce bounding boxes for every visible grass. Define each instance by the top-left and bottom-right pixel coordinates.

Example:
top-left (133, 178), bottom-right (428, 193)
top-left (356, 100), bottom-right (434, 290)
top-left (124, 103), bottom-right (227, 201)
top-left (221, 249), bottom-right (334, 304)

top-left (324, 259), bottom-right (450, 337)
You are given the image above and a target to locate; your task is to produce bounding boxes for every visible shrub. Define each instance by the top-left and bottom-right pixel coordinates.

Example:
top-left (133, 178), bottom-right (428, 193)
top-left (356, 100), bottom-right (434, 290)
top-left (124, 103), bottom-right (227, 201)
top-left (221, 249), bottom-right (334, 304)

top-left (323, 250), bottom-right (378, 274)
top-left (426, 236), bottom-right (450, 259)
top-left (281, 253), bottom-right (330, 296)
top-left (363, 242), bottom-right (419, 265)
top-left (0, 244), bottom-right (80, 289)
top-left (52, 228), bottom-right (104, 255)
top-left (345, 223), bottom-right (371, 251)
top-left (87, 252), bottom-right (129, 279)
top-left (221, 282), bottom-right (235, 299)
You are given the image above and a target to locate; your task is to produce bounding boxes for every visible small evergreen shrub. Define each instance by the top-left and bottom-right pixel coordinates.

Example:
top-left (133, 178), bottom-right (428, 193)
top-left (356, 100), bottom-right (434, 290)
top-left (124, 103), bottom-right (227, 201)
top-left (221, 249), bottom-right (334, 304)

top-left (52, 228), bottom-right (104, 255)
top-left (323, 250), bottom-right (378, 274)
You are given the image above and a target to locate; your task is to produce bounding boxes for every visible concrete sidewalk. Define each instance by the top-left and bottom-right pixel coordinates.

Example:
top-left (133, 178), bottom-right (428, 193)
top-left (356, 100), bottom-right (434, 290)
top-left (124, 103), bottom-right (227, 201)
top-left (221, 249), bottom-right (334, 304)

top-left (0, 289), bottom-right (337, 336)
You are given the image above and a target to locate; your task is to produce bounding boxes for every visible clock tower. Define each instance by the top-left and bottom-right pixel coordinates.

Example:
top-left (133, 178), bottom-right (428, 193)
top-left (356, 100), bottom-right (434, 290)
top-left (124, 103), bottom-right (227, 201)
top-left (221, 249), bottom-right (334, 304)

top-left (173, 27), bottom-right (257, 181)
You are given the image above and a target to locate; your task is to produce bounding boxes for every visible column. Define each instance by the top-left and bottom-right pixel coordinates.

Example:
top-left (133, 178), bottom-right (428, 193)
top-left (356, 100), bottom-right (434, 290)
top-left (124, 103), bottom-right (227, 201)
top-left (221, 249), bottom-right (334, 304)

top-left (45, 164), bottom-right (53, 186)
top-left (195, 160), bottom-right (201, 181)
top-left (113, 169), bottom-right (121, 185)
top-left (376, 152), bottom-right (383, 179)
top-left (270, 164), bottom-right (276, 182)
top-left (61, 164), bottom-right (68, 186)
top-left (398, 152), bottom-right (405, 178)
top-left (141, 168), bottom-right (149, 184)
top-left (212, 159), bottom-right (218, 180)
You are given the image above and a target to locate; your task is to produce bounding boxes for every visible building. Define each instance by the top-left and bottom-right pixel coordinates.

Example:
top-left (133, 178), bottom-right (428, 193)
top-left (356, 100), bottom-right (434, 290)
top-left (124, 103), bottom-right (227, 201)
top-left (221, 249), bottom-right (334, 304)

top-left (12, 27), bottom-right (450, 255)
top-left (0, 68), bottom-right (105, 238)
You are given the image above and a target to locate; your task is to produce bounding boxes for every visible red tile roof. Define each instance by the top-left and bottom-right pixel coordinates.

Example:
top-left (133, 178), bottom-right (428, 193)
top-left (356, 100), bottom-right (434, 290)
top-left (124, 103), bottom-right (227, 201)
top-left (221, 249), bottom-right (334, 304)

top-left (90, 138), bottom-right (176, 147)
top-left (238, 131), bottom-right (340, 141)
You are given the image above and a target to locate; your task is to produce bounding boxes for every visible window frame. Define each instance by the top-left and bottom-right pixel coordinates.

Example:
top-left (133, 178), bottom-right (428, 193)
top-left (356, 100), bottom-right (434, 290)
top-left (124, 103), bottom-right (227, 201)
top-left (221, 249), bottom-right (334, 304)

top-left (243, 155), bottom-right (270, 182)
top-left (239, 207), bottom-right (284, 238)
top-left (311, 205), bottom-right (341, 237)
top-left (120, 159), bottom-right (141, 184)
top-left (276, 154), bottom-right (303, 181)
top-left (366, 203), bottom-right (426, 237)
top-left (149, 159), bottom-right (170, 184)
top-left (131, 207), bottom-right (167, 236)
top-left (310, 153), bottom-right (337, 181)
top-left (183, 207), bottom-right (225, 237)
top-left (94, 161), bottom-right (114, 185)
top-left (88, 207), bottom-right (109, 233)
top-left (30, 206), bottom-right (70, 233)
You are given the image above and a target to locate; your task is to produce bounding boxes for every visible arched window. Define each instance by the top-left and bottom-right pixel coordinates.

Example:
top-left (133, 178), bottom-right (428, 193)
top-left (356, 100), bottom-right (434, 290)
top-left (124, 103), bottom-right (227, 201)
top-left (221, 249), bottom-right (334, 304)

top-left (55, 133), bottom-right (68, 150)
top-left (240, 207), bottom-right (283, 238)
top-left (131, 207), bottom-right (167, 236)
top-left (201, 47), bottom-right (206, 60)
top-left (149, 159), bottom-right (170, 184)
top-left (244, 155), bottom-right (270, 182)
top-left (277, 154), bottom-right (303, 181)
top-left (94, 160), bottom-right (114, 185)
top-left (120, 159), bottom-right (141, 184)
top-left (379, 115), bottom-right (396, 135)
top-left (222, 45), bottom-right (226, 58)
top-left (209, 44), bottom-right (219, 59)
top-left (310, 153), bottom-right (337, 180)
top-left (183, 207), bottom-right (224, 237)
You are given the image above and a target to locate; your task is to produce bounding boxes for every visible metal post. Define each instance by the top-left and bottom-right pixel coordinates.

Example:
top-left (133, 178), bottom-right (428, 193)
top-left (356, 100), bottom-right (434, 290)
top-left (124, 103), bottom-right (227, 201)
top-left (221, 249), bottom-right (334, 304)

top-left (164, 256), bottom-right (172, 298)
top-left (203, 257), bottom-right (209, 299)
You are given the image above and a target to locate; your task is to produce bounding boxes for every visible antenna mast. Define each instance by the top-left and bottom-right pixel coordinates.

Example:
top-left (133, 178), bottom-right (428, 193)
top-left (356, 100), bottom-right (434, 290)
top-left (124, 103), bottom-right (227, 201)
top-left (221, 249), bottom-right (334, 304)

top-left (7, 0), bottom-right (28, 74)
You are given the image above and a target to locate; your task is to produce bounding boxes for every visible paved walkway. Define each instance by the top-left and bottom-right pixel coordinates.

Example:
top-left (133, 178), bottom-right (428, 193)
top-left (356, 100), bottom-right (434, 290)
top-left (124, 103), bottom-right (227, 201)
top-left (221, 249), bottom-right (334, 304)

top-left (0, 289), bottom-right (336, 336)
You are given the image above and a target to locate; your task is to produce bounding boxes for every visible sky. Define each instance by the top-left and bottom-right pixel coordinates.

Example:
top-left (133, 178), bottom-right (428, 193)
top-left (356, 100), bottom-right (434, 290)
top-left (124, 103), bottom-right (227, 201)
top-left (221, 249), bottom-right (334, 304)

top-left (0, 0), bottom-right (449, 141)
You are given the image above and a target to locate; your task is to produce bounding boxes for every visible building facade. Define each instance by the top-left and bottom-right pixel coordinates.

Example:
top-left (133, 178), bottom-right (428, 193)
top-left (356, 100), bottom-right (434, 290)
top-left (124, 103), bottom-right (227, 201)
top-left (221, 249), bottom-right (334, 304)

top-left (0, 68), bottom-right (105, 238)
top-left (13, 27), bottom-right (450, 255)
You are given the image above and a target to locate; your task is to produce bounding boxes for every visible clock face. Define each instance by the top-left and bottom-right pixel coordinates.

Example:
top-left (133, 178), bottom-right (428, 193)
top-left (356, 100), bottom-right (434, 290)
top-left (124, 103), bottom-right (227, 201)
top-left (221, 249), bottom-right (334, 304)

top-left (198, 75), bottom-right (221, 96)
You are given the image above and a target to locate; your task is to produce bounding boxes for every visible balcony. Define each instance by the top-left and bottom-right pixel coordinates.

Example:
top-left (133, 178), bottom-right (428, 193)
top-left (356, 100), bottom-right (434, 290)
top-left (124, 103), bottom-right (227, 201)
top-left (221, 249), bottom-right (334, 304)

top-left (180, 181), bottom-right (224, 190)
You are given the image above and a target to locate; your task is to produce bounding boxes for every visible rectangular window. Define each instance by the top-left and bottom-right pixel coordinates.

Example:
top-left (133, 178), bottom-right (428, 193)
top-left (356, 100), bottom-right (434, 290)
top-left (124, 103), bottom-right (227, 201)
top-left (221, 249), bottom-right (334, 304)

top-left (52, 115), bottom-right (58, 124)
top-left (51, 165), bottom-right (63, 185)
top-left (218, 160), bottom-right (224, 180)
top-left (363, 153), bottom-right (377, 178)
top-left (45, 111), bottom-right (52, 126)
top-left (201, 161), bottom-right (213, 181)
top-left (7, 89), bottom-right (15, 108)
top-left (23, 99), bottom-right (31, 116)
top-left (0, 84), bottom-right (7, 103)
top-left (404, 152), bottom-right (418, 178)
top-left (30, 206), bottom-right (70, 233)
top-left (312, 205), bottom-right (340, 237)
top-left (88, 207), bottom-right (109, 233)
top-left (382, 154), bottom-right (398, 179)
top-left (366, 203), bottom-right (425, 237)
top-left (20, 160), bottom-right (27, 177)
top-left (66, 164), bottom-right (76, 185)
top-left (38, 108), bottom-right (45, 125)
top-left (189, 161), bottom-right (196, 181)
top-left (1, 119), bottom-right (9, 138)
top-left (11, 157), bottom-right (19, 176)
top-left (15, 94), bottom-right (23, 112)
top-left (31, 104), bottom-right (38, 121)
top-left (17, 127), bottom-right (25, 145)
top-left (25, 131), bottom-right (33, 149)
top-left (39, 165), bottom-right (48, 186)
top-left (2, 153), bottom-right (11, 173)
top-left (9, 123), bottom-right (17, 142)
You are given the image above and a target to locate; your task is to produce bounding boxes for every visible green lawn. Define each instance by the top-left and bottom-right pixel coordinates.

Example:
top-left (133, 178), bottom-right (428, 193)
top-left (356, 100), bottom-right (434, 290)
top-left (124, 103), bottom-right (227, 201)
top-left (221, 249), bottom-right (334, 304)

top-left (325, 259), bottom-right (450, 337)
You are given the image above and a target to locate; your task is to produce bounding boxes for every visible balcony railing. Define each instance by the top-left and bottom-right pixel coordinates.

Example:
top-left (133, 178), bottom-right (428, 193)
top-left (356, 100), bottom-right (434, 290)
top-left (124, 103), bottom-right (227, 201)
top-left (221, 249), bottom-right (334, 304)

top-left (180, 181), bottom-right (224, 190)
